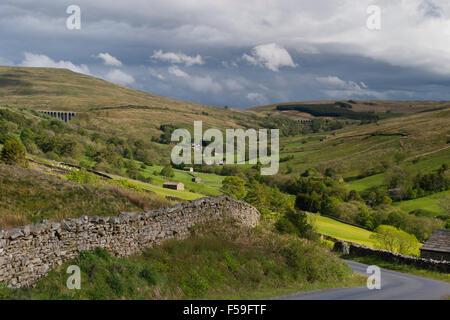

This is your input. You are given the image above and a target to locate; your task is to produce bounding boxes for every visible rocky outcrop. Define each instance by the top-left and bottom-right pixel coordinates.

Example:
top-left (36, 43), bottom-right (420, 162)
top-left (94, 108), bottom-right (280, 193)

top-left (0, 196), bottom-right (260, 288)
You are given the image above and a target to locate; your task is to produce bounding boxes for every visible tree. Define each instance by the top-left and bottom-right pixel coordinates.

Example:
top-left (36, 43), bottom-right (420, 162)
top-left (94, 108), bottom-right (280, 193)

top-left (0, 139), bottom-right (28, 168)
top-left (244, 180), bottom-right (271, 214)
top-left (355, 206), bottom-right (374, 229)
top-left (295, 192), bottom-right (322, 213)
top-left (385, 166), bottom-right (412, 190)
top-left (126, 160), bottom-right (140, 180)
top-left (370, 225), bottom-right (421, 256)
top-left (221, 176), bottom-right (246, 200)
top-left (275, 209), bottom-right (317, 240)
top-left (160, 164), bottom-right (175, 177)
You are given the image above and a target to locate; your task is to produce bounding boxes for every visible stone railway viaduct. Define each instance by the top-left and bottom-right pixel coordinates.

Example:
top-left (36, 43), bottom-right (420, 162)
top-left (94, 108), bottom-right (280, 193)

top-left (38, 110), bottom-right (77, 123)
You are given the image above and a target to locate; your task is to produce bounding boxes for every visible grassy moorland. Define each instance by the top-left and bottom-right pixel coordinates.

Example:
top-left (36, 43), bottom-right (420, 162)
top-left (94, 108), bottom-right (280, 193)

top-left (251, 99), bottom-right (449, 116)
top-left (0, 164), bottom-right (172, 230)
top-left (0, 66), bottom-right (264, 141)
top-left (276, 108), bottom-right (450, 177)
top-left (0, 223), bottom-right (364, 300)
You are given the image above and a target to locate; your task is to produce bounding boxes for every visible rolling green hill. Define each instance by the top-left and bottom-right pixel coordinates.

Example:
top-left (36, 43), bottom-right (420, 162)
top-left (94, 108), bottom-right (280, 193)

top-left (1, 66), bottom-right (449, 229)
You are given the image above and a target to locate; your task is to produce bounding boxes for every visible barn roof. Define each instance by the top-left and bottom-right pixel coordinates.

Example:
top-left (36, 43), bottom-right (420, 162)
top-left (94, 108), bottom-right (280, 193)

top-left (163, 181), bottom-right (183, 186)
top-left (420, 229), bottom-right (450, 254)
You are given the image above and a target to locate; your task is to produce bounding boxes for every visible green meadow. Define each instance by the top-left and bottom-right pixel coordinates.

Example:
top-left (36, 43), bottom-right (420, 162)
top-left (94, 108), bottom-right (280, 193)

top-left (307, 213), bottom-right (376, 247)
top-left (393, 190), bottom-right (450, 215)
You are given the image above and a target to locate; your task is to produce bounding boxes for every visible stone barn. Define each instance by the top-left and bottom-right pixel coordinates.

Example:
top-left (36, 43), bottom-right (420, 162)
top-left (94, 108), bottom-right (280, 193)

top-left (420, 229), bottom-right (450, 261)
top-left (192, 177), bottom-right (201, 183)
top-left (163, 181), bottom-right (184, 191)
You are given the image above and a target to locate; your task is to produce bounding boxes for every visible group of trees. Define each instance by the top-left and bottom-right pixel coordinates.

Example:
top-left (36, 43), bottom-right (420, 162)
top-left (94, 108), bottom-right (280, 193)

top-left (221, 176), bottom-right (316, 240)
top-left (255, 168), bottom-right (446, 242)
top-left (385, 165), bottom-right (449, 201)
top-left (151, 124), bottom-right (178, 144)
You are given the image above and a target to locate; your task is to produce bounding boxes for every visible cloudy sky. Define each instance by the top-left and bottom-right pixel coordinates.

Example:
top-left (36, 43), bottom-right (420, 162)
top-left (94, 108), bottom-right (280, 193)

top-left (2, 0), bottom-right (450, 108)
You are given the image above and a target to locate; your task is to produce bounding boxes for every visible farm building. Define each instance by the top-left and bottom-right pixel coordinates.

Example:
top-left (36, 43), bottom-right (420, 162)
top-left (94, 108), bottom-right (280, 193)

top-left (419, 229), bottom-right (450, 261)
top-left (163, 182), bottom-right (184, 191)
top-left (183, 167), bottom-right (194, 172)
top-left (192, 177), bottom-right (201, 183)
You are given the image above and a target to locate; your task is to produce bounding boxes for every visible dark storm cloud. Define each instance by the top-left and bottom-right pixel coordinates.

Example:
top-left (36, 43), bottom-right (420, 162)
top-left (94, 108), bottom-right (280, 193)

top-left (1, 0), bottom-right (450, 107)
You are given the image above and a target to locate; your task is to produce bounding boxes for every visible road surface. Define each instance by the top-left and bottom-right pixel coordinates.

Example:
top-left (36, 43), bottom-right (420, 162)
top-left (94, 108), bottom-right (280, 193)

top-left (276, 261), bottom-right (450, 300)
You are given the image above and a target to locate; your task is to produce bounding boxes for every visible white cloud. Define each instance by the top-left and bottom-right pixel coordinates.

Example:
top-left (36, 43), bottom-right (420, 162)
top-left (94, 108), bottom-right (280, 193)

top-left (97, 52), bottom-right (122, 66)
top-left (246, 92), bottom-right (268, 105)
top-left (242, 43), bottom-right (297, 72)
top-left (148, 67), bottom-right (165, 80)
top-left (189, 75), bottom-right (222, 93)
top-left (316, 76), bottom-right (381, 98)
top-left (104, 69), bottom-right (135, 85)
top-left (152, 50), bottom-right (204, 66)
top-left (224, 79), bottom-right (244, 91)
top-left (20, 52), bottom-right (90, 75)
top-left (168, 65), bottom-right (189, 78)
top-left (168, 66), bottom-right (221, 93)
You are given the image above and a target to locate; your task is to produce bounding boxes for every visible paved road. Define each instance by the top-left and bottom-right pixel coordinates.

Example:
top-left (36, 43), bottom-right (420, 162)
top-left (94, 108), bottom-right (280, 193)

top-left (276, 261), bottom-right (450, 300)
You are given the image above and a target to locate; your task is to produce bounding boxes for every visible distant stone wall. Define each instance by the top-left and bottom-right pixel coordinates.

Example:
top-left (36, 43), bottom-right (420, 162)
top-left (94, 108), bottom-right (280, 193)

top-left (333, 241), bottom-right (450, 273)
top-left (0, 196), bottom-right (259, 288)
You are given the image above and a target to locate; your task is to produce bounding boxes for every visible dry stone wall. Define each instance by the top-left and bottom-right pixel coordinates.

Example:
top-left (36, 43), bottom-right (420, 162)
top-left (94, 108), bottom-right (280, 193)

top-left (0, 196), bottom-right (260, 288)
top-left (333, 240), bottom-right (450, 273)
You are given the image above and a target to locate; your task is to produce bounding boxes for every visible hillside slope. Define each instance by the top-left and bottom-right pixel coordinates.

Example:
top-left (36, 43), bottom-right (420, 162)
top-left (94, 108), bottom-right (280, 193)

top-left (0, 66), bottom-right (263, 140)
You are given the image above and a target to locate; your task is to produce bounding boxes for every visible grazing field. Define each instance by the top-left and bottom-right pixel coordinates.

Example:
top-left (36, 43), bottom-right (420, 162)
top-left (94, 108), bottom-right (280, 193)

top-left (393, 190), bottom-right (450, 216)
top-left (307, 213), bottom-right (376, 247)
top-left (140, 165), bottom-right (224, 196)
top-left (123, 178), bottom-right (207, 201)
top-left (346, 147), bottom-right (450, 192)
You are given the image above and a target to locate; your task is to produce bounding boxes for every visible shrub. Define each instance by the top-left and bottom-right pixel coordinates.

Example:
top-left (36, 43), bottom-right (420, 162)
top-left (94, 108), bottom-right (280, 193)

top-left (107, 179), bottom-right (142, 192)
top-left (275, 209), bottom-right (317, 240)
top-left (0, 139), bottom-right (28, 167)
top-left (139, 265), bottom-right (158, 285)
top-left (66, 169), bottom-right (100, 186)
top-left (160, 164), bottom-right (174, 177)
top-left (221, 176), bottom-right (246, 200)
